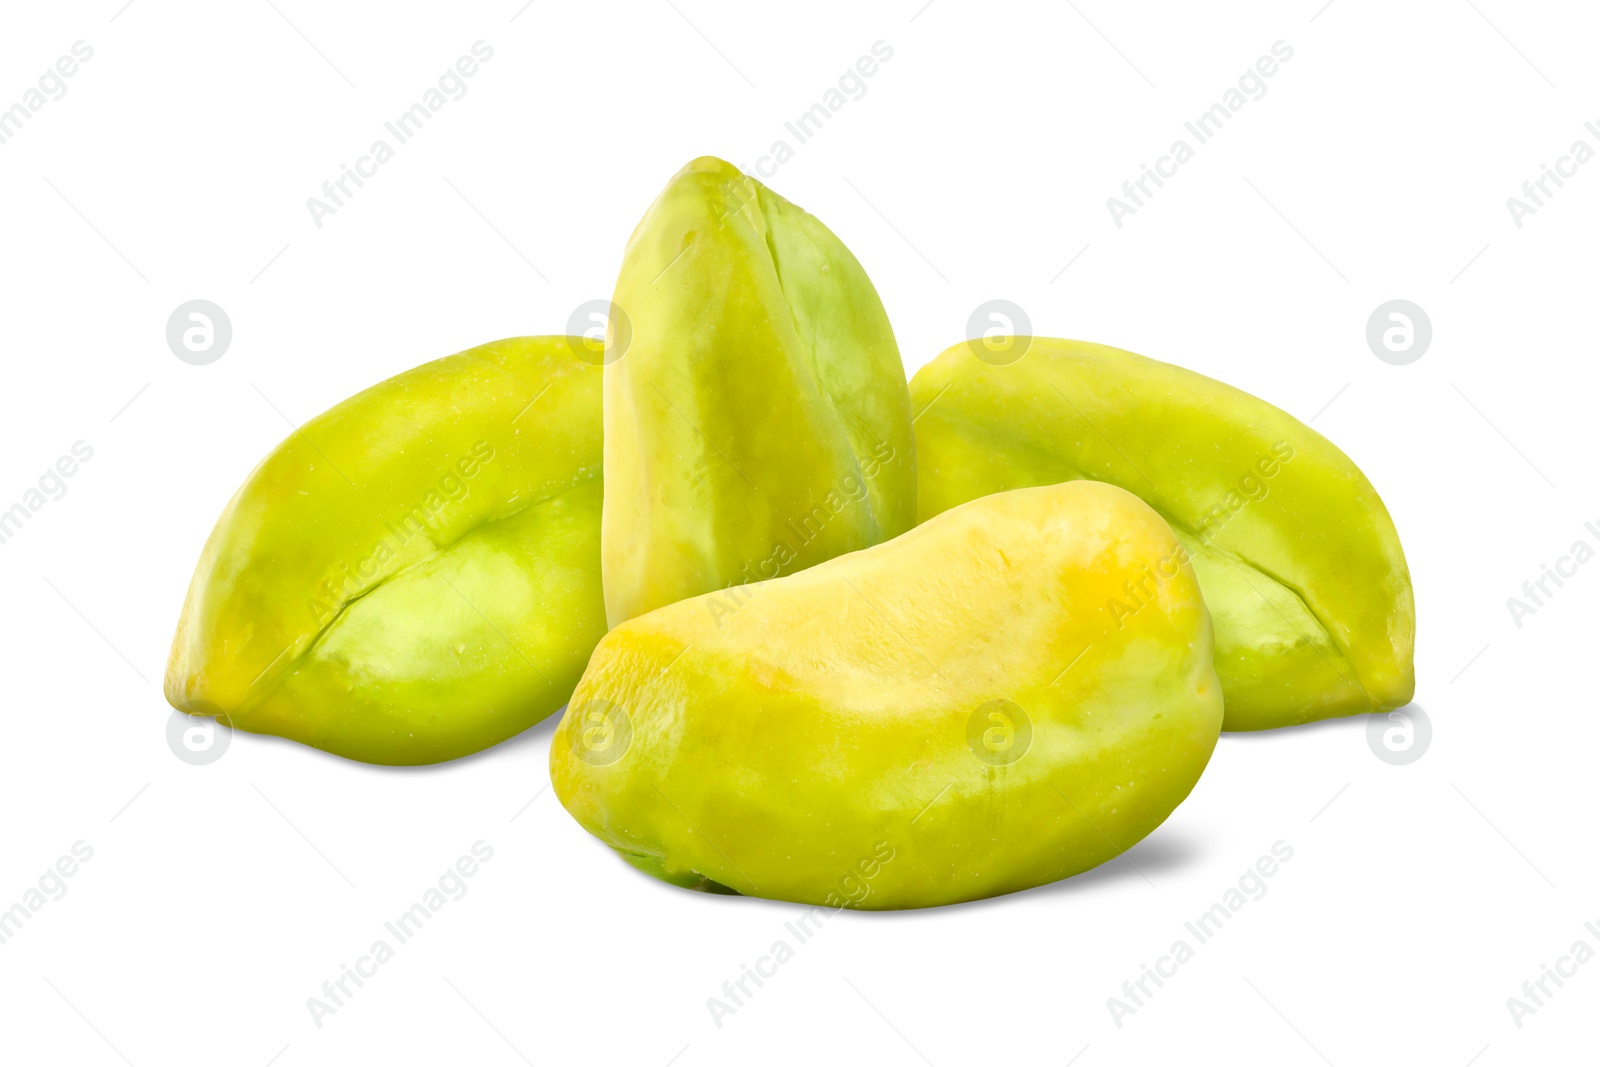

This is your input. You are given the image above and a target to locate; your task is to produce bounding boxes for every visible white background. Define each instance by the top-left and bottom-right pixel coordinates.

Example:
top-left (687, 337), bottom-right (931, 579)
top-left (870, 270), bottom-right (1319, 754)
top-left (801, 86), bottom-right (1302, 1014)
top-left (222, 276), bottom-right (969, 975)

top-left (0, 1), bottom-right (1594, 1064)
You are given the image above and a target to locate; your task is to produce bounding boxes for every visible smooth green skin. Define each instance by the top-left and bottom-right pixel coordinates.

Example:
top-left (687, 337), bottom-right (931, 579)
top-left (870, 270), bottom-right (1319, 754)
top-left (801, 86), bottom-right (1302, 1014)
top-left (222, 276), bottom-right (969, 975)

top-left (553, 481), bottom-right (1223, 910)
top-left (165, 336), bottom-right (607, 765)
top-left (603, 156), bottom-right (916, 627)
top-left (910, 338), bottom-right (1415, 731)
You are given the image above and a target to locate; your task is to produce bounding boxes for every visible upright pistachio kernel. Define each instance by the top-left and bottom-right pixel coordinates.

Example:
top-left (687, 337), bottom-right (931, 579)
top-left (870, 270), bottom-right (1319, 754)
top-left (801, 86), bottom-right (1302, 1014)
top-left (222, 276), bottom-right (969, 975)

top-left (602, 157), bottom-right (916, 626)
